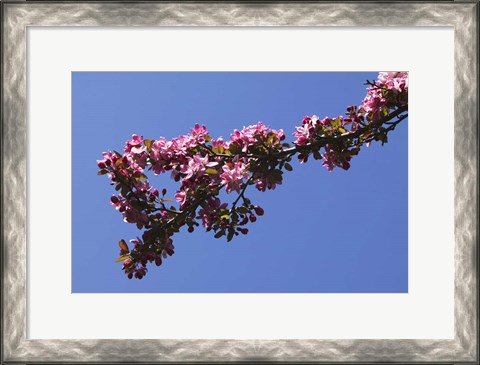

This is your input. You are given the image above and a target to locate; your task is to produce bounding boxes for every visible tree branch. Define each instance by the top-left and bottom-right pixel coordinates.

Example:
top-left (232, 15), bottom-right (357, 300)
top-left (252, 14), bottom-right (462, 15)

top-left (232, 174), bottom-right (254, 208)
top-left (278, 105), bottom-right (408, 157)
top-left (150, 105), bottom-right (409, 242)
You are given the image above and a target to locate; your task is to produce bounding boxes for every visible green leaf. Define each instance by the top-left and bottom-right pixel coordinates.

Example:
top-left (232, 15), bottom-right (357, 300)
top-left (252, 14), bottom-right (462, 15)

top-left (214, 230), bottom-right (224, 239)
top-left (284, 163), bottom-right (293, 171)
top-left (236, 206), bottom-right (248, 214)
top-left (227, 229), bottom-right (235, 242)
top-left (271, 169), bottom-right (283, 180)
top-left (256, 161), bottom-right (269, 173)
top-left (115, 254), bottom-right (130, 263)
top-left (228, 143), bottom-right (241, 154)
top-left (220, 214), bottom-right (230, 221)
top-left (379, 133), bottom-right (388, 145)
top-left (213, 144), bottom-right (225, 154)
top-left (206, 168), bottom-right (218, 175)
top-left (97, 169), bottom-right (108, 175)
top-left (330, 118), bottom-right (342, 129)
top-left (266, 133), bottom-right (279, 146)
top-left (134, 173), bottom-right (148, 181)
top-left (313, 150), bottom-right (322, 160)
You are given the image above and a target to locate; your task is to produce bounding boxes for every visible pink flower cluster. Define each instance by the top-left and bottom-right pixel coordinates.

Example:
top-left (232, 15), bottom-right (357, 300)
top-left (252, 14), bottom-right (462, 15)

top-left (98, 122), bottom-right (286, 278)
top-left (293, 71), bottom-right (408, 170)
top-left (220, 159), bottom-right (250, 194)
top-left (231, 122), bottom-right (285, 153)
top-left (98, 72), bottom-right (408, 279)
top-left (362, 72), bottom-right (408, 121)
top-left (121, 236), bottom-right (174, 279)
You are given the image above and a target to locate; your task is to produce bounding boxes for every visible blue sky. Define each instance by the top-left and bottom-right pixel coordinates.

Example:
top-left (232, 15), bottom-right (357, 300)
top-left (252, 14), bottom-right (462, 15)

top-left (72, 72), bottom-right (408, 293)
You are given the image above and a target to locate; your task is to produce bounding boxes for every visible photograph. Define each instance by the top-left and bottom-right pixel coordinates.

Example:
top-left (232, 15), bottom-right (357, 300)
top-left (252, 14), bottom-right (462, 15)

top-left (73, 71), bottom-right (408, 293)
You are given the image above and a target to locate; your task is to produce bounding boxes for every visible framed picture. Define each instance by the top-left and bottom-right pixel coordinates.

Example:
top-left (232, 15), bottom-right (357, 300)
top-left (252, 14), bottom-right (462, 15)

top-left (2, 1), bottom-right (478, 363)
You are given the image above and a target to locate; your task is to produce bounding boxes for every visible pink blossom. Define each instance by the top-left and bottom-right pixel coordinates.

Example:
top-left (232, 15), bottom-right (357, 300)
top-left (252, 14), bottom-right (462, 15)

top-left (293, 124), bottom-right (311, 145)
top-left (123, 152), bottom-right (147, 173)
top-left (293, 116), bottom-right (319, 145)
top-left (254, 171), bottom-right (282, 192)
top-left (220, 161), bottom-right (250, 194)
top-left (130, 237), bottom-right (143, 249)
top-left (171, 133), bottom-right (198, 152)
top-left (361, 88), bottom-right (386, 114)
top-left (212, 137), bottom-right (228, 149)
top-left (197, 197), bottom-right (228, 228)
top-left (321, 144), bottom-right (352, 171)
top-left (378, 72), bottom-right (409, 93)
top-left (97, 150), bottom-right (117, 169)
top-left (318, 116), bottom-right (330, 126)
top-left (190, 124), bottom-right (209, 144)
top-left (125, 210), bottom-right (148, 229)
top-left (124, 134), bottom-right (144, 153)
top-left (230, 122), bottom-right (282, 152)
top-left (161, 239), bottom-right (175, 258)
top-left (133, 179), bottom-right (152, 194)
top-left (175, 190), bottom-right (187, 207)
top-left (179, 154), bottom-right (218, 180)
top-left (110, 195), bottom-right (149, 229)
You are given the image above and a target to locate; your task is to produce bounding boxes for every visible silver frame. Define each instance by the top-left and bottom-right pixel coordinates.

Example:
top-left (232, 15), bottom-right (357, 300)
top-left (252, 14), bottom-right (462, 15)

top-left (2, 1), bottom-right (478, 363)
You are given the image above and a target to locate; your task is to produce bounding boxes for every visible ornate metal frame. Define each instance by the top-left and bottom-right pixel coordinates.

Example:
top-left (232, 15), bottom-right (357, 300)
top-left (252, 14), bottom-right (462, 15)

top-left (2, 1), bottom-right (478, 363)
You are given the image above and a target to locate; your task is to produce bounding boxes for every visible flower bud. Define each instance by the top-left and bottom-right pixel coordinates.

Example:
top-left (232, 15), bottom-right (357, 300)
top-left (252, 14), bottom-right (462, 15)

top-left (302, 116), bottom-right (311, 125)
top-left (253, 205), bottom-right (264, 216)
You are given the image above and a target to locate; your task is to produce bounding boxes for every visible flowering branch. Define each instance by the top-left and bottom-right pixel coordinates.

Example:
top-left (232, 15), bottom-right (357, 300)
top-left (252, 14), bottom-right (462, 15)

top-left (98, 72), bottom-right (408, 279)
